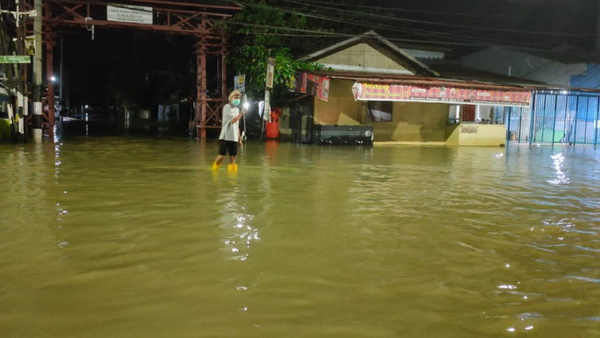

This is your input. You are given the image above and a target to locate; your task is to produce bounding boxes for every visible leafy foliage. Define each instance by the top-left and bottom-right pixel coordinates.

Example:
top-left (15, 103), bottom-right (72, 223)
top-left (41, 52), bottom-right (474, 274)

top-left (226, 1), bottom-right (325, 100)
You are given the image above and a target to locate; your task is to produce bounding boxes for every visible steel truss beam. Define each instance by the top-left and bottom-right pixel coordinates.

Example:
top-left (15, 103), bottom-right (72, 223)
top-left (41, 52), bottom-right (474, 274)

top-left (37, 0), bottom-right (239, 138)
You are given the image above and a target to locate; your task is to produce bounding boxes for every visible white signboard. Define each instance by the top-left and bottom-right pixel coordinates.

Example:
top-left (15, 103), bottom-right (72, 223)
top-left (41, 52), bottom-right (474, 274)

top-left (234, 75), bottom-right (245, 93)
top-left (107, 4), bottom-right (153, 24)
top-left (263, 89), bottom-right (271, 122)
top-left (266, 57), bottom-right (275, 89)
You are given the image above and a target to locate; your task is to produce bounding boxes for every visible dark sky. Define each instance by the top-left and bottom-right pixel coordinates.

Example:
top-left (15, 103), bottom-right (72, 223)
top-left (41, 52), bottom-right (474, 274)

top-left (56, 0), bottom-right (600, 110)
top-left (371, 0), bottom-right (599, 62)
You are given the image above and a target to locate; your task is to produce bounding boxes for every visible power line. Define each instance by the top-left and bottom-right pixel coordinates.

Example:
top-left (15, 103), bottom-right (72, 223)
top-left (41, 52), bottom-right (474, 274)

top-left (220, 18), bottom-right (583, 58)
top-left (230, 0), bottom-right (591, 54)
top-left (234, 1), bottom-right (467, 44)
top-left (277, 0), bottom-right (594, 38)
top-left (46, 0), bottom-right (593, 57)
top-left (353, 0), bottom-right (598, 9)
top-left (270, 1), bottom-right (570, 51)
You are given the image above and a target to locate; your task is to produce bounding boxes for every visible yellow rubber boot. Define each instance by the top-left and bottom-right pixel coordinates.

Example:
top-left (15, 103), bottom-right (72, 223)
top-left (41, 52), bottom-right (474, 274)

top-left (211, 161), bottom-right (221, 170)
top-left (227, 164), bottom-right (238, 172)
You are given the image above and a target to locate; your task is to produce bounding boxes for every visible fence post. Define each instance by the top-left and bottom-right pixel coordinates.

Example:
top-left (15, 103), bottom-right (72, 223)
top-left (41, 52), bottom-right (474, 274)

top-left (529, 92), bottom-right (537, 146)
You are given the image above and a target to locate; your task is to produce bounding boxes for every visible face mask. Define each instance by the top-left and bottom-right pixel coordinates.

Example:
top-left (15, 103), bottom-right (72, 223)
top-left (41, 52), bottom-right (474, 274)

top-left (232, 99), bottom-right (241, 106)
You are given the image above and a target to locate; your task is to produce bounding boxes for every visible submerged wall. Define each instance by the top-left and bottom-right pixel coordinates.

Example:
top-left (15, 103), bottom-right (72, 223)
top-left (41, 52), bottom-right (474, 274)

top-left (372, 102), bottom-right (447, 142)
top-left (304, 78), bottom-right (507, 146)
top-left (313, 79), bottom-right (448, 142)
top-left (446, 124), bottom-right (507, 147)
top-left (0, 119), bottom-right (11, 141)
top-left (313, 80), bottom-right (361, 125)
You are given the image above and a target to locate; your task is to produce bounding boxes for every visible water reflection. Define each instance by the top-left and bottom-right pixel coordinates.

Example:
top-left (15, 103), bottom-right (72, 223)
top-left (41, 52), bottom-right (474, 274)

top-left (216, 186), bottom-right (260, 262)
top-left (548, 152), bottom-right (570, 185)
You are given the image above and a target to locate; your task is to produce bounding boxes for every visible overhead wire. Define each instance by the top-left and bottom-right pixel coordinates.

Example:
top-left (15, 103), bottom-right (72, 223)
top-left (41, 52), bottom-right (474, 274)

top-left (267, 1), bottom-right (550, 50)
top-left (233, 1), bottom-right (500, 48)
top-left (355, 0), bottom-right (591, 8)
top-left (229, 0), bottom-right (587, 54)
top-left (277, 0), bottom-right (595, 44)
top-left (298, 0), bottom-right (598, 10)
top-left (277, 0), bottom-right (594, 38)
top-left (48, 0), bottom-right (594, 56)
top-left (218, 25), bottom-right (565, 61)
top-left (234, 1), bottom-right (466, 44)
top-left (220, 21), bottom-right (577, 57)
top-left (266, 0), bottom-right (595, 55)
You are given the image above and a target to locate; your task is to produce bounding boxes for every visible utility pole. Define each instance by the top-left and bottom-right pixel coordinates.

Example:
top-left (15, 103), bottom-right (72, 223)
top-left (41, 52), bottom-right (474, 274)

top-left (59, 34), bottom-right (62, 109)
top-left (32, 0), bottom-right (42, 142)
top-left (14, 0), bottom-right (27, 142)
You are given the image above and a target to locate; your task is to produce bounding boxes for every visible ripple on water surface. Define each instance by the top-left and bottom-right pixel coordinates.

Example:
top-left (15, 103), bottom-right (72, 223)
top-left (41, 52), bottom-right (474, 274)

top-left (0, 141), bottom-right (599, 337)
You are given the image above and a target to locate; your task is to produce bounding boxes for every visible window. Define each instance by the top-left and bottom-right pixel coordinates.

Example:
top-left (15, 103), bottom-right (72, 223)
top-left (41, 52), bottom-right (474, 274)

top-left (462, 105), bottom-right (476, 122)
top-left (367, 101), bottom-right (393, 122)
top-left (461, 105), bottom-right (501, 124)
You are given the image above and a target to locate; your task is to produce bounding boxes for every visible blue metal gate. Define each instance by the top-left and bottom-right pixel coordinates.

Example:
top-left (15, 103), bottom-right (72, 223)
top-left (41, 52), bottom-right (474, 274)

top-left (507, 90), bottom-right (600, 145)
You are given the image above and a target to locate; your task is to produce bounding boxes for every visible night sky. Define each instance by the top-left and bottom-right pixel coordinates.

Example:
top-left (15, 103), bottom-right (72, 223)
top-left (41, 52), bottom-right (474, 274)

top-left (367, 0), bottom-right (598, 62)
top-left (55, 0), bottom-right (599, 111)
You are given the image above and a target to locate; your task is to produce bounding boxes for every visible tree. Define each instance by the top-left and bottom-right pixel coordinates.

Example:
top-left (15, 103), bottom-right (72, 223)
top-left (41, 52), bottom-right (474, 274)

top-left (226, 1), bottom-right (325, 100)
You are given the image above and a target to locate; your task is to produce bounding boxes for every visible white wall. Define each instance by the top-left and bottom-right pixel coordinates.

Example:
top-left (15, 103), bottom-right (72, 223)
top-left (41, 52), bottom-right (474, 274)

top-left (461, 47), bottom-right (586, 86)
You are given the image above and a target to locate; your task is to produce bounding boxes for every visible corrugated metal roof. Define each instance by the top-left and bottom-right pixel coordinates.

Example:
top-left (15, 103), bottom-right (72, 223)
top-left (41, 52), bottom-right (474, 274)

top-left (309, 69), bottom-right (600, 94)
top-left (300, 32), bottom-right (600, 94)
top-left (310, 70), bottom-right (532, 91)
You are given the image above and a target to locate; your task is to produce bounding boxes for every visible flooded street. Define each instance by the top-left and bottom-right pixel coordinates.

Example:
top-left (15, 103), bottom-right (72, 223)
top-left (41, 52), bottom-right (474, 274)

top-left (1, 135), bottom-right (599, 337)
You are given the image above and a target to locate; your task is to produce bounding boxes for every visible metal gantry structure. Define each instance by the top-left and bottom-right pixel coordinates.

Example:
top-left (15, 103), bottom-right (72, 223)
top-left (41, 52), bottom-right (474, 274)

top-left (15, 0), bottom-right (240, 140)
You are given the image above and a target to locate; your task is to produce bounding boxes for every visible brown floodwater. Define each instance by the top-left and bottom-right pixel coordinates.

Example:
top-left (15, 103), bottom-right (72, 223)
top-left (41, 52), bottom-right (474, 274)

top-left (0, 135), bottom-right (599, 337)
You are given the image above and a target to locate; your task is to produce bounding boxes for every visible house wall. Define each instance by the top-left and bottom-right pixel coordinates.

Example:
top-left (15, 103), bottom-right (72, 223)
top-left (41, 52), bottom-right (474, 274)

top-left (461, 47), bottom-right (586, 86)
top-left (314, 80), bottom-right (361, 125)
top-left (316, 43), bottom-right (411, 74)
top-left (454, 124), bottom-right (507, 147)
top-left (0, 119), bottom-right (10, 141)
top-left (309, 79), bottom-right (508, 146)
top-left (314, 82), bottom-right (448, 142)
top-left (371, 102), bottom-right (448, 142)
top-left (445, 125), bottom-right (460, 146)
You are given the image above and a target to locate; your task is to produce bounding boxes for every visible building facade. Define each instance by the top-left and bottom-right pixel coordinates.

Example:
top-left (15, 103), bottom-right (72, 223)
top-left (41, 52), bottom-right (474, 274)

top-left (280, 32), bottom-right (533, 147)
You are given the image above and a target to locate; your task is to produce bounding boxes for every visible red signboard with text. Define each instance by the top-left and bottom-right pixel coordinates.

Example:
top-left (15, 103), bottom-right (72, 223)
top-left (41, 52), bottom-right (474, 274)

top-left (352, 82), bottom-right (531, 106)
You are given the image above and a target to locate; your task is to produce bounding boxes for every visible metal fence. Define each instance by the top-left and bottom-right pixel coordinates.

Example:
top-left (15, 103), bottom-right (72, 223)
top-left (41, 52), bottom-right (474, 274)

top-left (506, 90), bottom-right (600, 145)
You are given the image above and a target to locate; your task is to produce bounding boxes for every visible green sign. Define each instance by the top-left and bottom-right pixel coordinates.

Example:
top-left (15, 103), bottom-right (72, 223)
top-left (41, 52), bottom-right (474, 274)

top-left (0, 55), bottom-right (31, 64)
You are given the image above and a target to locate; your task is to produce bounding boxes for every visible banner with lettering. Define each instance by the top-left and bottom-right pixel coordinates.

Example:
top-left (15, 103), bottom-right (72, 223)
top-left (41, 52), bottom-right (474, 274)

top-left (293, 72), bottom-right (330, 102)
top-left (352, 82), bottom-right (531, 106)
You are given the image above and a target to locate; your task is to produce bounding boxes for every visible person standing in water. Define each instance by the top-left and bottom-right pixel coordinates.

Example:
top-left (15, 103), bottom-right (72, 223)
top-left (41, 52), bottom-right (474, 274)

top-left (212, 90), bottom-right (246, 171)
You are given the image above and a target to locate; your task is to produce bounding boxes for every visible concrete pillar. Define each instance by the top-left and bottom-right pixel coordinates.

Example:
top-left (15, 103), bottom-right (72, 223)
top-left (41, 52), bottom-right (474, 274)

top-left (475, 105), bottom-right (482, 122)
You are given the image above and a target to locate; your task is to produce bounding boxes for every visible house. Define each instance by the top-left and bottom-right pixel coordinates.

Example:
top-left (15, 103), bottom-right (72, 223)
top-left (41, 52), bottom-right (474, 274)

top-left (457, 47), bottom-right (600, 145)
top-left (459, 47), bottom-right (588, 87)
top-left (280, 31), bottom-right (533, 147)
